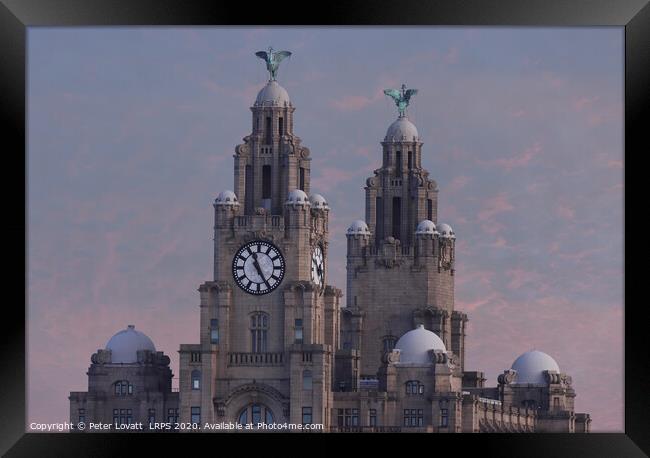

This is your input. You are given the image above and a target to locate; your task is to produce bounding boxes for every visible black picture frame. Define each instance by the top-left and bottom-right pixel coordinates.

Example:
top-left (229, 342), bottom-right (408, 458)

top-left (1, 0), bottom-right (646, 456)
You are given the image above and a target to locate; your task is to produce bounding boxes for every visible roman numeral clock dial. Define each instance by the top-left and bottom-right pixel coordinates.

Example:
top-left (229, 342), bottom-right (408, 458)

top-left (232, 241), bottom-right (285, 295)
top-left (311, 245), bottom-right (325, 290)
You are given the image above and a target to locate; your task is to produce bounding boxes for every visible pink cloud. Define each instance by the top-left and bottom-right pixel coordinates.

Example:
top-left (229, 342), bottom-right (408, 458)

top-left (311, 166), bottom-right (358, 192)
top-left (573, 95), bottom-right (600, 111)
top-left (542, 71), bottom-right (565, 89)
top-left (477, 193), bottom-right (515, 222)
top-left (506, 268), bottom-right (541, 290)
top-left (555, 203), bottom-right (576, 221)
top-left (329, 94), bottom-right (378, 112)
top-left (478, 143), bottom-right (543, 172)
top-left (447, 175), bottom-right (470, 193)
top-left (558, 248), bottom-right (605, 263)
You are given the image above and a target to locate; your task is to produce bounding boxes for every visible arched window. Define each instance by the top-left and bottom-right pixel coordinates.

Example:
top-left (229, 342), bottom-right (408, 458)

top-left (250, 313), bottom-right (269, 353)
top-left (238, 404), bottom-right (274, 425)
top-left (191, 370), bottom-right (201, 390)
top-left (114, 380), bottom-right (133, 396)
top-left (405, 380), bottom-right (424, 395)
top-left (303, 370), bottom-right (313, 390)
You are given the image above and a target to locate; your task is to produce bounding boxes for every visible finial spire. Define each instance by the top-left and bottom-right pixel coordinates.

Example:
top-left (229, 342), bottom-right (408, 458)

top-left (255, 46), bottom-right (292, 81)
top-left (384, 83), bottom-right (418, 118)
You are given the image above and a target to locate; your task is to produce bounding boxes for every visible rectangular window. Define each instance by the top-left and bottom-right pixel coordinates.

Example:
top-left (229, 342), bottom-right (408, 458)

top-left (351, 409), bottom-right (359, 426)
top-left (278, 117), bottom-right (284, 136)
top-left (302, 407), bottom-right (312, 425)
top-left (404, 409), bottom-right (424, 427)
top-left (128, 384), bottom-right (133, 395)
top-left (396, 151), bottom-right (402, 173)
top-left (167, 408), bottom-right (179, 423)
top-left (440, 408), bottom-right (448, 427)
top-left (191, 352), bottom-right (201, 363)
top-left (369, 409), bottom-right (377, 427)
top-left (392, 197), bottom-right (401, 240)
top-left (295, 319), bottom-right (303, 344)
top-left (407, 151), bottom-right (413, 169)
top-left (210, 319), bottom-right (219, 344)
top-left (336, 408), bottom-right (359, 427)
top-left (78, 408), bottom-right (85, 424)
top-left (191, 406), bottom-right (201, 424)
top-left (427, 199), bottom-right (433, 222)
top-left (265, 116), bottom-right (272, 144)
top-left (262, 165), bottom-right (272, 199)
top-left (299, 167), bottom-right (306, 191)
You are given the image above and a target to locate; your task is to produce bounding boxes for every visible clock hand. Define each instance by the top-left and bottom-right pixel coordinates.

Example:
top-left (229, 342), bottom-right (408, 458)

top-left (251, 252), bottom-right (272, 289)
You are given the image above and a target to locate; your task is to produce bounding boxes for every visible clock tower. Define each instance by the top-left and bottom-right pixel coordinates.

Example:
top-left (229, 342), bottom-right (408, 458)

top-left (178, 48), bottom-right (341, 429)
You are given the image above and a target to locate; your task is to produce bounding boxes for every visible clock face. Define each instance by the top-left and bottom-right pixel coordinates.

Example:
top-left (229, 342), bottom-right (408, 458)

top-left (232, 240), bottom-right (285, 295)
top-left (311, 245), bottom-right (325, 289)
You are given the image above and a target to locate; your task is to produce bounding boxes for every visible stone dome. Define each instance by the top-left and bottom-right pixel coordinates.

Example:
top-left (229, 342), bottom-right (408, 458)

top-left (415, 219), bottom-right (439, 235)
top-left (105, 325), bottom-right (156, 364)
top-left (286, 189), bottom-right (310, 206)
top-left (255, 80), bottom-right (291, 107)
top-left (347, 220), bottom-right (370, 235)
top-left (511, 350), bottom-right (561, 385)
top-left (385, 117), bottom-right (419, 142)
top-left (394, 325), bottom-right (446, 364)
top-left (309, 193), bottom-right (329, 210)
top-left (437, 223), bottom-right (455, 239)
top-left (215, 190), bottom-right (239, 206)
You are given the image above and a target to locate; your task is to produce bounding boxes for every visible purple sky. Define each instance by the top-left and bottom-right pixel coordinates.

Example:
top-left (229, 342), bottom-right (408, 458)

top-left (27, 27), bottom-right (623, 431)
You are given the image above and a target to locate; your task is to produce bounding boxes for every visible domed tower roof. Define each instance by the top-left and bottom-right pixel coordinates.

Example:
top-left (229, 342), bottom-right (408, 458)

top-left (105, 325), bottom-right (156, 364)
top-left (437, 223), bottom-right (455, 239)
top-left (347, 220), bottom-right (370, 235)
top-left (415, 219), bottom-right (439, 235)
top-left (215, 190), bottom-right (239, 206)
top-left (385, 117), bottom-right (419, 142)
top-left (285, 189), bottom-right (310, 205)
top-left (511, 350), bottom-right (561, 385)
top-left (394, 325), bottom-right (446, 364)
top-left (309, 193), bottom-right (329, 210)
top-left (255, 80), bottom-right (291, 107)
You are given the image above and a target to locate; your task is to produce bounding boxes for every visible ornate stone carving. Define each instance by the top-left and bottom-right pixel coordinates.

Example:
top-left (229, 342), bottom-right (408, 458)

top-left (438, 239), bottom-right (454, 271)
top-left (386, 349), bottom-right (401, 364)
top-left (235, 143), bottom-right (249, 156)
top-left (498, 369), bottom-right (517, 385)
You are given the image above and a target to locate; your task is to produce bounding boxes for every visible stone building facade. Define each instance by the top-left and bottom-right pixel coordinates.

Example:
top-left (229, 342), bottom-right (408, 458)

top-left (70, 50), bottom-right (591, 433)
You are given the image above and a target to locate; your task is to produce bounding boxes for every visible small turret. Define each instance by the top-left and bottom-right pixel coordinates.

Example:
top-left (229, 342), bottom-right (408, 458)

top-left (414, 219), bottom-right (438, 261)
